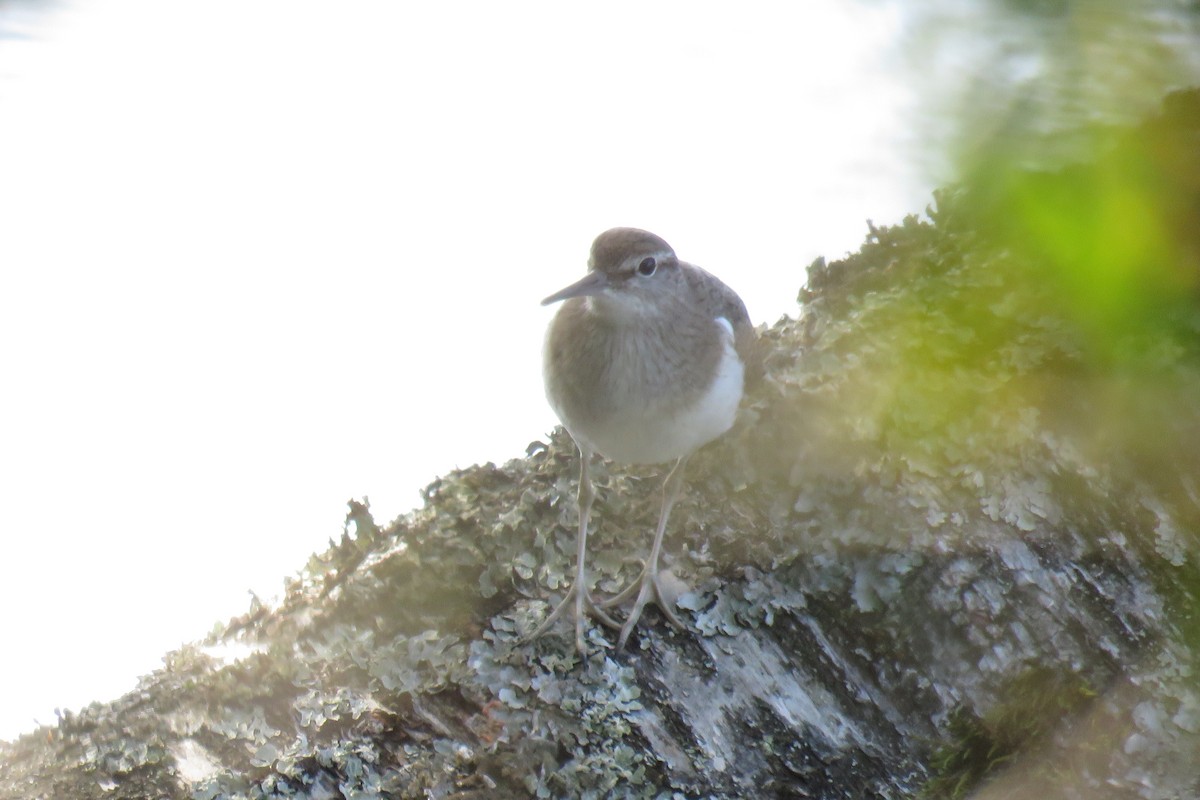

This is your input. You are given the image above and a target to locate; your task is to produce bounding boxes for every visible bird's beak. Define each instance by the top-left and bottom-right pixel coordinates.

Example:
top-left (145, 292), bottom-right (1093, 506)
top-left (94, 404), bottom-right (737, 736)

top-left (541, 270), bottom-right (608, 306)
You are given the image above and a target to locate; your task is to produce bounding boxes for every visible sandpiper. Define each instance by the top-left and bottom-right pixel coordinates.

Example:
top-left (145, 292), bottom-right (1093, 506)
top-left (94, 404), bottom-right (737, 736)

top-left (530, 227), bottom-right (756, 653)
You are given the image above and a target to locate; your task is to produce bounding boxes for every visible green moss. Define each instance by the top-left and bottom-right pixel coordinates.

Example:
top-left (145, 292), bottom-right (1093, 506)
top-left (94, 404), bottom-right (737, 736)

top-left (921, 667), bottom-right (1098, 799)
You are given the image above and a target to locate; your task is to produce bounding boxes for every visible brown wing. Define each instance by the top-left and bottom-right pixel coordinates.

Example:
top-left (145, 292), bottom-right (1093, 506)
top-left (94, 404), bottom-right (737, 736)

top-left (683, 262), bottom-right (763, 388)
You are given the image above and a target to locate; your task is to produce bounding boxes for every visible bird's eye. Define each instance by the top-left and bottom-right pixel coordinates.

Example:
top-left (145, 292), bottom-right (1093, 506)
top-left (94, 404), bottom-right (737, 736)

top-left (637, 257), bottom-right (657, 276)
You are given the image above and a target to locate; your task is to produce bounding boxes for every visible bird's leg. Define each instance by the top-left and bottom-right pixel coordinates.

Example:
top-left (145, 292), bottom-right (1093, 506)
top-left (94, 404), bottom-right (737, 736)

top-left (524, 450), bottom-right (621, 653)
top-left (600, 455), bottom-right (692, 649)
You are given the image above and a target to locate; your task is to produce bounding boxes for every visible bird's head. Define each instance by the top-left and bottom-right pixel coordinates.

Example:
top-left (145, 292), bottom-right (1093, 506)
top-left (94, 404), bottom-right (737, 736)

top-left (542, 228), bottom-right (679, 319)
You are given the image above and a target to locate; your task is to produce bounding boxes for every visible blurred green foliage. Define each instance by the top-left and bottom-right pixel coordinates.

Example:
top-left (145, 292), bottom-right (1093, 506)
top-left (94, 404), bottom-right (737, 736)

top-left (900, 1), bottom-right (1200, 355)
top-left (965, 90), bottom-right (1200, 357)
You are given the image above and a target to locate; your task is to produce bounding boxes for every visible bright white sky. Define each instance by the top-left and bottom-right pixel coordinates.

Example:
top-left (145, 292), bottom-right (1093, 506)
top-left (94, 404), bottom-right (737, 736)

top-left (0, 0), bottom-right (932, 740)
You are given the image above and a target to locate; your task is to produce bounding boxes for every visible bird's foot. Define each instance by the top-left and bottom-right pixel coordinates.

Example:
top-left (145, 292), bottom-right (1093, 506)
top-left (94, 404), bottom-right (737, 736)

top-left (600, 567), bottom-right (687, 650)
top-left (523, 582), bottom-right (622, 655)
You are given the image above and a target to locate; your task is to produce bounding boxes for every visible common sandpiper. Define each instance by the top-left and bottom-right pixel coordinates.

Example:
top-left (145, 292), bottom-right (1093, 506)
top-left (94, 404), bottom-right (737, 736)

top-left (531, 227), bottom-right (756, 653)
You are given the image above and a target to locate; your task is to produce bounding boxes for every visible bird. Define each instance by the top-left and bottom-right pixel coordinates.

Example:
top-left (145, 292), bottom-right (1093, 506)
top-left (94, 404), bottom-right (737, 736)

top-left (529, 227), bottom-right (756, 653)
